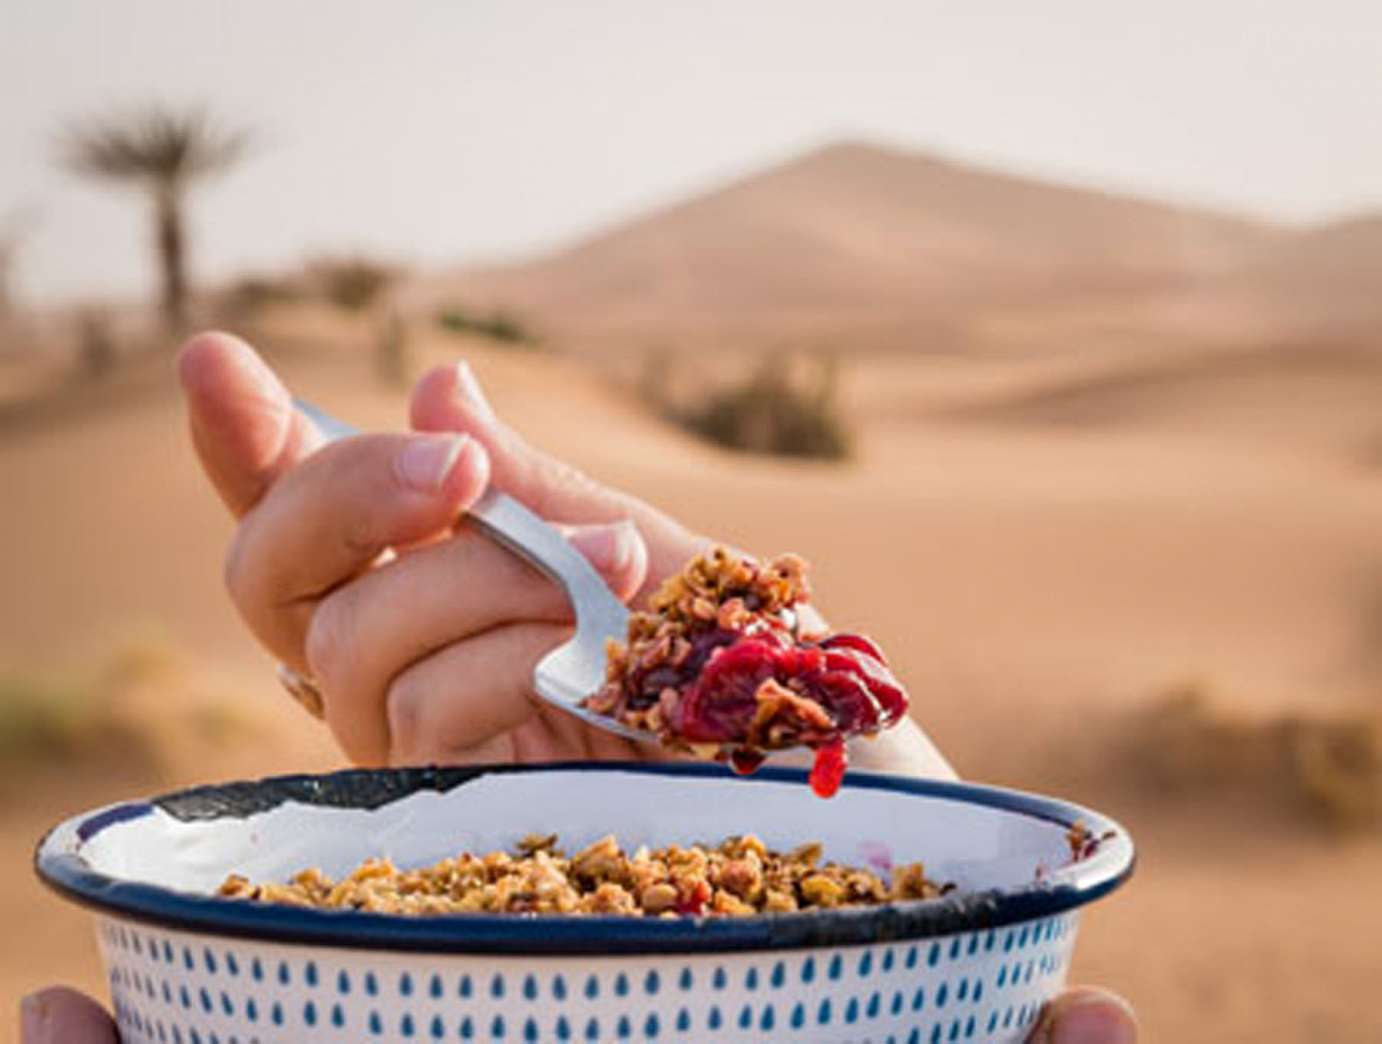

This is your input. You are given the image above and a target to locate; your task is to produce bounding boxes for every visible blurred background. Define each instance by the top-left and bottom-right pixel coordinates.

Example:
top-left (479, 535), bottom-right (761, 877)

top-left (3, 3), bottom-right (1380, 1040)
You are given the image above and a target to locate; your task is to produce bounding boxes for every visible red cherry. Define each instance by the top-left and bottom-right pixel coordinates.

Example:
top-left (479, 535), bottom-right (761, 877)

top-left (819, 632), bottom-right (888, 664)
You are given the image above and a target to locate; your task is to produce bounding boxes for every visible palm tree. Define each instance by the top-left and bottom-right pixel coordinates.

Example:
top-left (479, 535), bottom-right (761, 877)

top-left (59, 107), bottom-right (249, 333)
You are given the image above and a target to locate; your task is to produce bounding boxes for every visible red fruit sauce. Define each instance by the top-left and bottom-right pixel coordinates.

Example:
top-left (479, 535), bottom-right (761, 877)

top-left (666, 630), bottom-right (907, 798)
top-left (584, 549), bottom-right (910, 798)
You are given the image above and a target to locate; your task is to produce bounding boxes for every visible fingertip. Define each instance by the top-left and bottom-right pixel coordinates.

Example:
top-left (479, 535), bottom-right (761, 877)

top-left (21, 986), bottom-right (117, 1044)
top-left (443, 434), bottom-right (492, 507)
top-left (568, 520), bottom-right (649, 601)
top-left (1038, 987), bottom-right (1138, 1044)
top-left (178, 330), bottom-right (277, 401)
top-left (410, 361), bottom-right (498, 433)
top-left (178, 329), bottom-right (291, 441)
top-left (616, 519), bottom-right (651, 600)
top-left (178, 330), bottom-right (320, 516)
top-left (409, 363), bottom-right (465, 432)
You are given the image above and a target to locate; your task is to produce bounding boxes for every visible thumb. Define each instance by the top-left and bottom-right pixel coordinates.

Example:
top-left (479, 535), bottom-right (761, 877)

top-left (411, 361), bottom-right (704, 592)
top-left (178, 331), bottom-right (324, 518)
top-left (564, 519), bottom-right (650, 603)
top-left (21, 988), bottom-right (118, 1044)
top-left (1030, 986), bottom-right (1138, 1044)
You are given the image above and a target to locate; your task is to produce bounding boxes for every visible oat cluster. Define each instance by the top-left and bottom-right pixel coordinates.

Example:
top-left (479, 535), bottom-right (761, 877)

top-left (584, 546), bottom-right (812, 738)
top-left (217, 833), bottom-right (946, 917)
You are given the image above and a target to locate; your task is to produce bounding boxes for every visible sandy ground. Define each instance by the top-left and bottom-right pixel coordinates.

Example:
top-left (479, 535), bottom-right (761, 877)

top-left (2, 319), bottom-right (1381, 1041)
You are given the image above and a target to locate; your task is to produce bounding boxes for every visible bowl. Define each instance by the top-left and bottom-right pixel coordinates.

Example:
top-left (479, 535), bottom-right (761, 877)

top-left (36, 762), bottom-right (1133, 1043)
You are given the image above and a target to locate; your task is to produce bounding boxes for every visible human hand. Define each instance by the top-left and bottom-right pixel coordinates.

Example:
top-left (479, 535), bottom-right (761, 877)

top-left (19, 983), bottom-right (1136, 1042)
top-left (179, 331), bottom-right (949, 773)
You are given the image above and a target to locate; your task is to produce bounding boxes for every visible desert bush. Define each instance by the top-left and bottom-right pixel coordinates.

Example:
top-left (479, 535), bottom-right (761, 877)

top-left (375, 308), bottom-right (412, 388)
top-left (436, 304), bottom-right (536, 347)
top-left (0, 636), bottom-right (259, 785)
top-left (676, 353), bottom-right (850, 460)
top-left (1132, 681), bottom-right (1284, 790)
top-left (0, 669), bottom-right (149, 768)
top-left (311, 256), bottom-right (400, 312)
top-left (223, 272), bottom-right (303, 317)
top-left (1290, 713), bottom-right (1382, 830)
top-left (76, 307), bottom-right (117, 379)
top-left (1133, 680), bottom-right (1382, 833)
top-left (0, 672), bottom-right (89, 761)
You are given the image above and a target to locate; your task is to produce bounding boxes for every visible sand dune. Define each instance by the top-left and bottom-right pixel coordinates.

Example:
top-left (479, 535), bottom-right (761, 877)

top-left (937, 340), bottom-right (1382, 464)
top-left (1223, 213), bottom-right (1382, 336)
top-left (413, 142), bottom-right (1280, 353)
top-left (407, 141), bottom-right (1382, 367)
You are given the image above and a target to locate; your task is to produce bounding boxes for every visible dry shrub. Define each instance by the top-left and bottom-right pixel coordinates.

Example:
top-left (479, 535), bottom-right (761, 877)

top-left (309, 256), bottom-right (400, 312)
top-left (1134, 680), bottom-right (1382, 832)
top-left (1135, 682), bottom-right (1288, 791)
top-left (0, 635), bottom-right (259, 787)
top-left (222, 272), bottom-right (304, 319)
top-left (1290, 714), bottom-right (1382, 830)
top-left (0, 667), bottom-right (152, 772)
top-left (675, 353), bottom-right (851, 461)
top-left (436, 304), bottom-right (536, 347)
top-left (76, 307), bottom-right (117, 379)
top-left (374, 308), bottom-right (412, 388)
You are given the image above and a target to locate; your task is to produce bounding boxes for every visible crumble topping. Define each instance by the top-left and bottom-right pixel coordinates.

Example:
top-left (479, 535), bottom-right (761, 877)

top-left (582, 547), bottom-right (909, 796)
top-left (217, 833), bottom-right (949, 917)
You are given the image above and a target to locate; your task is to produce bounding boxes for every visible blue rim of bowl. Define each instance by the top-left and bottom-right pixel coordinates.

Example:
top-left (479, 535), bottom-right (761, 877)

top-left (35, 762), bottom-right (1134, 955)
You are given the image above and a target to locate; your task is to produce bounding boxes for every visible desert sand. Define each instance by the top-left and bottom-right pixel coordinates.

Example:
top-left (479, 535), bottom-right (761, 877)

top-left (3, 142), bottom-right (1381, 1042)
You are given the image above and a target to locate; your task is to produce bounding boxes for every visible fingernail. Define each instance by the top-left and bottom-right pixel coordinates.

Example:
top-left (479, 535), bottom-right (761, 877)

top-left (570, 520), bottom-right (639, 576)
top-left (1047, 993), bottom-right (1137, 1044)
top-left (455, 361), bottom-right (497, 422)
top-left (395, 434), bottom-right (469, 493)
top-left (21, 993), bottom-right (48, 1043)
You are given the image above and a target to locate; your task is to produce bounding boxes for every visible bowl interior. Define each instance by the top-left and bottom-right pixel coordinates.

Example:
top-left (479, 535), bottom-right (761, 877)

top-left (68, 766), bottom-right (1107, 897)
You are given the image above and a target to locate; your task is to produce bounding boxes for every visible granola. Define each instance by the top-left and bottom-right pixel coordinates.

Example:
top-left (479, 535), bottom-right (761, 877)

top-left (217, 834), bottom-right (948, 917)
top-left (582, 547), bottom-right (909, 796)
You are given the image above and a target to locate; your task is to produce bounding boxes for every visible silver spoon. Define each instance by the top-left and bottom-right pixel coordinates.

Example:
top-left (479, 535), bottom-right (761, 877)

top-left (293, 398), bottom-right (653, 746)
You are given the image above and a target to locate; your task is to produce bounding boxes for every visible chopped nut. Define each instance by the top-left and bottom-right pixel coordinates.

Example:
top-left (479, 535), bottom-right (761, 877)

top-left (571, 835), bottom-right (626, 884)
top-left (787, 841), bottom-right (823, 868)
top-left (639, 882), bottom-right (679, 913)
top-left (586, 882), bottom-right (638, 915)
top-left (516, 832), bottom-right (560, 855)
top-left (711, 889), bottom-right (757, 916)
top-left (800, 873), bottom-right (846, 907)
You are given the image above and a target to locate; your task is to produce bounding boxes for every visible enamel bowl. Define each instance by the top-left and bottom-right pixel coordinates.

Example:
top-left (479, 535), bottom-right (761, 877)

top-left (36, 763), bottom-right (1133, 1043)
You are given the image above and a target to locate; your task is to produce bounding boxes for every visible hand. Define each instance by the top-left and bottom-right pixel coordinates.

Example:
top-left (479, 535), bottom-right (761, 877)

top-left (179, 331), bottom-right (950, 774)
top-left (20, 984), bottom-right (1136, 1042)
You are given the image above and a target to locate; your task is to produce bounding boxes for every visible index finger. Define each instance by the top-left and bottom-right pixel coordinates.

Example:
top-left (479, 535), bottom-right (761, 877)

top-left (225, 430), bottom-right (491, 668)
top-left (178, 331), bottom-right (324, 518)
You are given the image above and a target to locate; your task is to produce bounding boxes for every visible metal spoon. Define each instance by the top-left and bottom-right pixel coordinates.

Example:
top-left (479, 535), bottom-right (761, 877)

top-left (293, 398), bottom-right (652, 746)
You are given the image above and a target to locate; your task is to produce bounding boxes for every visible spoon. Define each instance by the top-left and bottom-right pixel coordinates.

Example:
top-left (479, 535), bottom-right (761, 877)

top-left (293, 398), bottom-right (653, 746)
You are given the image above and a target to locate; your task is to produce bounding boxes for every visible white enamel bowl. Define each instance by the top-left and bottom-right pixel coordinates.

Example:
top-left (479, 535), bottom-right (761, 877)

top-left (36, 763), bottom-right (1133, 1043)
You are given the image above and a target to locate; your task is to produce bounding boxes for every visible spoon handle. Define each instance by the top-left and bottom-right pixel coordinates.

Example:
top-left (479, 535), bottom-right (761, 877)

top-left (467, 488), bottom-right (626, 628)
top-left (292, 398), bottom-right (624, 631)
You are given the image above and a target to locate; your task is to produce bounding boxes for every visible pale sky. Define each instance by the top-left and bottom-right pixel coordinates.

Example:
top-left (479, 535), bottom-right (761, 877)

top-left (3, 0), bottom-right (1380, 303)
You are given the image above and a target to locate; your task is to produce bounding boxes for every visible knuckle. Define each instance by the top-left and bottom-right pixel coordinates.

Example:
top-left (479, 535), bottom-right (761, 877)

top-left (341, 511), bottom-right (384, 560)
top-left (385, 675), bottom-right (426, 763)
top-left (527, 455), bottom-right (600, 518)
top-left (303, 594), bottom-right (352, 689)
top-left (222, 528), bottom-right (253, 609)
